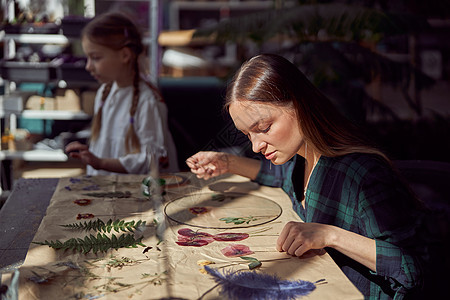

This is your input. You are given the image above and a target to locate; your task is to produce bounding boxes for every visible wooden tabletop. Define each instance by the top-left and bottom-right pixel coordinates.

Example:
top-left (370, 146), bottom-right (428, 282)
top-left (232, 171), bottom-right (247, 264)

top-left (0, 178), bottom-right (58, 272)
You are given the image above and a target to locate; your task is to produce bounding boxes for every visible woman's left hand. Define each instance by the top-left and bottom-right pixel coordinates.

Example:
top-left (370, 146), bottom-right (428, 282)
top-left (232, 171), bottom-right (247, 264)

top-left (276, 221), bottom-right (334, 257)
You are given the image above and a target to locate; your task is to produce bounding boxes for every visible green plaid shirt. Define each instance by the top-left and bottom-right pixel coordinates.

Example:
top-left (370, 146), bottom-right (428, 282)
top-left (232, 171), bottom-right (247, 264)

top-left (255, 153), bottom-right (426, 299)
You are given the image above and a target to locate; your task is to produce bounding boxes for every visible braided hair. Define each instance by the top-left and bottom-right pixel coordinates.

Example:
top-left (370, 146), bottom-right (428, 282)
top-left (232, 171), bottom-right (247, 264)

top-left (83, 11), bottom-right (162, 154)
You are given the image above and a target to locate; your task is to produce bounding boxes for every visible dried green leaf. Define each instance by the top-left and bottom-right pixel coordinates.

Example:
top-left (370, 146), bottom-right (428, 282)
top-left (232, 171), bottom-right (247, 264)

top-left (240, 256), bottom-right (258, 262)
top-left (248, 261), bottom-right (262, 269)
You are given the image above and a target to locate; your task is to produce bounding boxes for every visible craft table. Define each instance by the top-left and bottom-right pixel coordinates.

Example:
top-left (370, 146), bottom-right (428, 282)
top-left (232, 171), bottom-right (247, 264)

top-left (0, 173), bottom-right (363, 299)
top-left (0, 178), bottom-right (59, 272)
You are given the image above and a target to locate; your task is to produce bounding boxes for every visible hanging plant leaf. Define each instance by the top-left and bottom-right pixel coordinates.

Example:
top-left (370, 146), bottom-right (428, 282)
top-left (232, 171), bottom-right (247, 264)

top-left (194, 3), bottom-right (429, 44)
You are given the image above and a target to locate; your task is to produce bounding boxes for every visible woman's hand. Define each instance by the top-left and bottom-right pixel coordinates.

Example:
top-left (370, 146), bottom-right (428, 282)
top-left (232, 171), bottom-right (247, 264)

top-left (276, 221), bottom-right (334, 257)
top-left (186, 151), bottom-right (230, 180)
top-left (65, 141), bottom-right (101, 170)
top-left (277, 221), bottom-right (376, 271)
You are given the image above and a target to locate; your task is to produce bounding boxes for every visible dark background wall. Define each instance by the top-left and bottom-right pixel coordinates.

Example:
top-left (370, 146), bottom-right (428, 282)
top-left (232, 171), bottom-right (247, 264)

top-left (160, 76), bottom-right (450, 171)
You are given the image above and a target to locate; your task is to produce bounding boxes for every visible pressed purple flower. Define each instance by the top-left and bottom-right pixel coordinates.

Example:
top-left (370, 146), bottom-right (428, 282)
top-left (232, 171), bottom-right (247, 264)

top-left (69, 177), bottom-right (81, 183)
top-left (82, 185), bottom-right (100, 191)
top-left (213, 233), bottom-right (249, 242)
top-left (221, 244), bottom-right (254, 257)
top-left (65, 186), bottom-right (72, 191)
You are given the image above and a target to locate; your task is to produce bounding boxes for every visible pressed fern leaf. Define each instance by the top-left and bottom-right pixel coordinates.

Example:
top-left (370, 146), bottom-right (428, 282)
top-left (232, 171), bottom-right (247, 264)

top-left (83, 191), bottom-right (132, 198)
top-left (33, 233), bottom-right (146, 254)
top-left (60, 218), bottom-right (146, 233)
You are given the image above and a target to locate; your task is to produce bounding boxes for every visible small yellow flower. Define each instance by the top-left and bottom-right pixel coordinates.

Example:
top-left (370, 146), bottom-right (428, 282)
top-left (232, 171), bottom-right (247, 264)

top-left (197, 260), bottom-right (215, 274)
top-left (197, 260), bottom-right (215, 266)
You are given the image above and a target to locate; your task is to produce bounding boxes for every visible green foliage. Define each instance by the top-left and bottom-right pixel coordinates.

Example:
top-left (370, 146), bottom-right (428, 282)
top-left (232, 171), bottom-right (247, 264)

top-left (104, 256), bottom-right (137, 271)
top-left (83, 191), bottom-right (132, 198)
top-left (219, 216), bottom-right (258, 225)
top-left (193, 2), bottom-right (439, 121)
top-left (195, 4), bottom-right (428, 44)
top-left (141, 271), bottom-right (169, 286)
top-left (33, 233), bottom-right (146, 254)
top-left (240, 256), bottom-right (262, 269)
top-left (60, 218), bottom-right (146, 233)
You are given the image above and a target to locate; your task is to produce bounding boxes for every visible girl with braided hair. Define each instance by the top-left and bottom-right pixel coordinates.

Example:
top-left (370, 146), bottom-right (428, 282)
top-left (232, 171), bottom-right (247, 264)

top-left (65, 11), bottom-right (178, 175)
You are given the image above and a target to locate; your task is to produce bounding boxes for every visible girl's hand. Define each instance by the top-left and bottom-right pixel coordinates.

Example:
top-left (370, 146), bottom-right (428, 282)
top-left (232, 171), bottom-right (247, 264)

top-left (186, 151), bottom-right (230, 180)
top-left (65, 141), bottom-right (101, 170)
top-left (65, 141), bottom-right (87, 156)
top-left (276, 221), bottom-right (334, 257)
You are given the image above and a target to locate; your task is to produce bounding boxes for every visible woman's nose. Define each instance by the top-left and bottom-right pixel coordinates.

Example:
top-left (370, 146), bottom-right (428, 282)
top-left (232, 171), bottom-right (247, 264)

top-left (251, 134), bottom-right (266, 153)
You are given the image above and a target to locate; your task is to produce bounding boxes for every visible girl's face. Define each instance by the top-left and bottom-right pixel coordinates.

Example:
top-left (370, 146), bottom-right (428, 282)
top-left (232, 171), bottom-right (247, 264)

top-left (82, 37), bottom-right (131, 86)
top-left (229, 100), bottom-right (304, 165)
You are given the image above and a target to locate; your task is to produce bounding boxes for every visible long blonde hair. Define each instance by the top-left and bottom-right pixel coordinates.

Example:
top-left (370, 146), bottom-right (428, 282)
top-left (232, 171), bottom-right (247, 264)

top-left (225, 54), bottom-right (388, 161)
top-left (83, 12), bottom-right (163, 154)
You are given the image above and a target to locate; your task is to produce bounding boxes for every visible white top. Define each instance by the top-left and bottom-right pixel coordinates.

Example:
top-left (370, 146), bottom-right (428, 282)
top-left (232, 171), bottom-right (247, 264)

top-left (87, 81), bottom-right (179, 175)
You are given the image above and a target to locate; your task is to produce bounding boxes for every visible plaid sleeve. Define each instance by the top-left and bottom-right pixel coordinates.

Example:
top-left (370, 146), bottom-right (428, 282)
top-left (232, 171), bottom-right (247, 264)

top-left (357, 159), bottom-right (424, 296)
top-left (374, 240), bottom-right (422, 298)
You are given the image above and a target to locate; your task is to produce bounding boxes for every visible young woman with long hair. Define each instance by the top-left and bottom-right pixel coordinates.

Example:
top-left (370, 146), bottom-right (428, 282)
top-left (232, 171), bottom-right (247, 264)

top-left (187, 54), bottom-right (430, 299)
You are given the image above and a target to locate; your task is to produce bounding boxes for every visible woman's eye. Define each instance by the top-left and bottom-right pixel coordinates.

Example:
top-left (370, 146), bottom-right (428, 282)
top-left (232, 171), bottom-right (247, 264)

top-left (261, 126), bottom-right (271, 133)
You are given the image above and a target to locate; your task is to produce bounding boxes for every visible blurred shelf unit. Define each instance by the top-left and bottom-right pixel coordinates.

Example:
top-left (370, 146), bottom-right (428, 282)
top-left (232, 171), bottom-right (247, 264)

top-left (18, 110), bottom-right (90, 120)
top-left (161, 1), bottom-right (296, 77)
top-left (168, 1), bottom-right (294, 30)
top-left (0, 33), bottom-right (69, 44)
top-left (0, 149), bottom-right (67, 162)
top-left (0, 19), bottom-right (95, 170)
top-left (0, 30), bottom-right (96, 87)
top-left (0, 90), bottom-right (91, 119)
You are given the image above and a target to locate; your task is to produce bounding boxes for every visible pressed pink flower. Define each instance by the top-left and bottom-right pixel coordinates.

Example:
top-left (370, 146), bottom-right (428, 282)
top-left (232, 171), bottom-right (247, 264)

top-left (73, 198), bottom-right (91, 206)
top-left (176, 228), bottom-right (215, 247)
top-left (176, 236), bottom-right (212, 247)
top-left (76, 213), bottom-right (95, 219)
top-left (189, 206), bottom-right (210, 214)
top-left (178, 228), bottom-right (213, 238)
top-left (213, 233), bottom-right (249, 241)
top-left (221, 244), bottom-right (254, 257)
